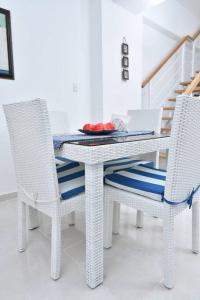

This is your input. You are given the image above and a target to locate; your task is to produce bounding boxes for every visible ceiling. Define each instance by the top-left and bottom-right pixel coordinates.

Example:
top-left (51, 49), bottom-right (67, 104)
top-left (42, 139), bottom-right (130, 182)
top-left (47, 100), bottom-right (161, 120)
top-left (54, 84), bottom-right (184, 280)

top-left (177, 0), bottom-right (200, 19)
top-left (114, 0), bottom-right (200, 17)
top-left (113, 0), bottom-right (167, 14)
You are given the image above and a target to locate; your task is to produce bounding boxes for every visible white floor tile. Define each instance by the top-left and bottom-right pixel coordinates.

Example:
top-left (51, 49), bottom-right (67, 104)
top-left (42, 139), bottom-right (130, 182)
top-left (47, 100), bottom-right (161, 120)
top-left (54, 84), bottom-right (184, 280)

top-left (0, 198), bottom-right (200, 300)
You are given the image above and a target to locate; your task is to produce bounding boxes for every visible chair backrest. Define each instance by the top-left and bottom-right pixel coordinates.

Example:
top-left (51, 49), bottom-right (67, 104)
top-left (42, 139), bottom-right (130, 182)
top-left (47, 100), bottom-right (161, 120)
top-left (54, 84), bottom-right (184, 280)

top-left (127, 109), bottom-right (162, 167)
top-left (127, 109), bottom-right (162, 133)
top-left (164, 95), bottom-right (200, 203)
top-left (3, 99), bottom-right (59, 203)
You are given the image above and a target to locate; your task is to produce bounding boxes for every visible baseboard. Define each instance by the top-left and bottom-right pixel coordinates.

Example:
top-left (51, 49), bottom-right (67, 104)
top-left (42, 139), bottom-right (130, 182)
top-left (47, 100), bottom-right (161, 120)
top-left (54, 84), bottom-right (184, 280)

top-left (0, 191), bottom-right (17, 202)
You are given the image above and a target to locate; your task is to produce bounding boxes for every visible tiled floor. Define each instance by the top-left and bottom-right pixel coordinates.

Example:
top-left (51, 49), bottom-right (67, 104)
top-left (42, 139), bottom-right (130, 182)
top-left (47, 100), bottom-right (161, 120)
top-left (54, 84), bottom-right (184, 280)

top-left (0, 198), bottom-right (200, 300)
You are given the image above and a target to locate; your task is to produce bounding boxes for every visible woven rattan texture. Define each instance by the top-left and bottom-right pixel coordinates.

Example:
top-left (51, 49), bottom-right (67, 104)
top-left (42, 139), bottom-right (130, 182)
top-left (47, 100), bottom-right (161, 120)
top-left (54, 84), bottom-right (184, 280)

top-left (3, 99), bottom-right (85, 282)
top-left (104, 95), bottom-right (200, 289)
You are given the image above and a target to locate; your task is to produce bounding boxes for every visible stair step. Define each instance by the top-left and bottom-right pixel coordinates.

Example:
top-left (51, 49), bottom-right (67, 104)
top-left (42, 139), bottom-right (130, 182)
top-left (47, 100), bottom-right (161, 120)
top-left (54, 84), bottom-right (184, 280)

top-left (175, 89), bottom-right (185, 94)
top-left (161, 128), bottom-right (171, 133)
top-left (179, 81), bottom-right (192, 86)
top-left (163, 106), bottom-right (175, 111)
top-left (192, 87), bottom-right (200, 92)
top-left (180, 81), bottom-right (200, 87)
top-left (160, 152), bottom-right (167, 159)
top-left (194, 86), bottom-right (200, 91)
top-left (191, 73), bottom-right (200, 80)
top-left (162, 117), bottom-right (173, 121)
top-left (175, 87), bottom-right (200, 94)
top-left (168, 98), bottom-right (176, 102)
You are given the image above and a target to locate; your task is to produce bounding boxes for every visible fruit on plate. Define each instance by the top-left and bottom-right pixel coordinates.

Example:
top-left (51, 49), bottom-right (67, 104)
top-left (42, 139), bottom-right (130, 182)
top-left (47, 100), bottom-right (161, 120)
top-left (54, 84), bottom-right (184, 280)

top-left (104, 122), bottom-right (115, 130)
top-left (83, 123), bottom-right (95, 131)
top-left (83, 123), bottom-right (90, 130)
top-left (82, 122), bottom-right (116, 131)
top-left (94, 123), bottom-right (104, 131)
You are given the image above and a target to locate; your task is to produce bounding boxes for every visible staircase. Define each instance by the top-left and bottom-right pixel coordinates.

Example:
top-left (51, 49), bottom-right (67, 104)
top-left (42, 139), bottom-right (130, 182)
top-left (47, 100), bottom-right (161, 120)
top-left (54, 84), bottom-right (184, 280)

top-left (142, 28), bottom-right (200, 159)
top-left (161, 71), bottom-right (200, 135)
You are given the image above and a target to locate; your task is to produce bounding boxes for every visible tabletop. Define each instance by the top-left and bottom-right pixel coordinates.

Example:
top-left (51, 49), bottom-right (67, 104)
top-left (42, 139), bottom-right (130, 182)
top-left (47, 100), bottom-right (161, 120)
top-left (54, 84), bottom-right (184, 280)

top-left (55, 133), bottom-right (170, 164)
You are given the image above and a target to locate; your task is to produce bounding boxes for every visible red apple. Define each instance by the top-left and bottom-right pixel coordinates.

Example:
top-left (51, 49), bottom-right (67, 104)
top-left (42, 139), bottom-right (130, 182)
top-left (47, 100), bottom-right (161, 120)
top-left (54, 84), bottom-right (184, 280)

top-left (89, 124), bottom-right (96, 131)
top-left (94, 123), bottom-right (104, 131)
top-left (83, 123), bottom-right (91, 130)
top-left (104, 122), bottom-right (115, 130)
top-left (83, 123), bottom-right (96, 131)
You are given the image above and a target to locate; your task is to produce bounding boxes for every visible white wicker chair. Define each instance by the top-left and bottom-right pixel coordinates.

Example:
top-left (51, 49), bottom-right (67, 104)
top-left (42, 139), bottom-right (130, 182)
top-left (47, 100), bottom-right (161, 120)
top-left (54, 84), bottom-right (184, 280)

top-left (104, 95), bottom-right (200, 289)
top-left (27, 110), bottom-right (76, 231)
top-left (127, 109), bottom-right (162, 168)
top-left (111, 109), bottom-right (162, 231)
top-left (49, 110), bottom-right (75, 226)
top-left (3, 99), bottom-right (85, 280)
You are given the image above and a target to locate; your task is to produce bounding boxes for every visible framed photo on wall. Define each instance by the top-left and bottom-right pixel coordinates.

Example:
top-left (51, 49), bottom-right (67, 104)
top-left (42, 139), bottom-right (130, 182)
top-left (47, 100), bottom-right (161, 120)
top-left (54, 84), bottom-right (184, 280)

top-left (121, 43), bottom-right (129, 55)
top-left (0, 8), bottom-right (14, 79)
top-left (122, 69), bottom-right (129, 80)
top-left (122, 56), bottom-right (129, 68)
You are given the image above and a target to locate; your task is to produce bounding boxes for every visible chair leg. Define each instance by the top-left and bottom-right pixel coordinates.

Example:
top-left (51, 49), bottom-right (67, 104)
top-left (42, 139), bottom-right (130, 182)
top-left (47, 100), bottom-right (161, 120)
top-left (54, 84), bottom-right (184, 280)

top-left (68, 211), bottom-right (75, 226)
top-left (51, 215), bottom-right (61, 280)
top-left (28, 206), bottom-right (40, 230)
top-left (163, 214), bottom-right (175, 289)
top-left (104, 198), bottom-right (113, 249)
top-left (136, 210), bottom-right (144, 228)
top-left (192, 202), bottom-right (199, 254)
top-left (18, 200), bottom-right (27, 252)
top-left (113, 202), bottom-right (120, 234)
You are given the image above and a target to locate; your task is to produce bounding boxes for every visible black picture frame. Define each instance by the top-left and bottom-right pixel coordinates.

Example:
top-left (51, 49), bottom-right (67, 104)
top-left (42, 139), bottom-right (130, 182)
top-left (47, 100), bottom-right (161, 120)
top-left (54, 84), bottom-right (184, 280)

top-left (122, 56), bottom-right (129, 68)
top-left (121, 43), bottom-right (129, 55)
top-left (122, 69), bottom-right (129, 81)
top-left (0, 8), bottom-right (14, 80)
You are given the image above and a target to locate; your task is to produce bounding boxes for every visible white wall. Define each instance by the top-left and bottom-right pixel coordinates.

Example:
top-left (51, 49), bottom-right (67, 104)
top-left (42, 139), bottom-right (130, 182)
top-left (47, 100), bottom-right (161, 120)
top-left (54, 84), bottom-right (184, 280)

top-left (0, 0), bottom-right (92, 195)
top-left (102, 0), bottom-right (143, 120)
top-left (89, 0), bottom-right (103, 123)
top-left (143, 0), bottom-right (200, 38)
top-left (0, 0), bottom-right (144, 195)
top-left (142, 0), bottom-right (200, 79)
top-left (142, 22), bottom-right (178, 77)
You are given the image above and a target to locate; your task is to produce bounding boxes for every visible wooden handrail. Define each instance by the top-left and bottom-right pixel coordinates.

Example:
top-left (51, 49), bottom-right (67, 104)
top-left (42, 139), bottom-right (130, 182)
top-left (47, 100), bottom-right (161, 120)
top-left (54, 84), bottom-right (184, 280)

top-left (184, 71), bottom-right (200, 95)
top-left (193, 29), bottom-right (200, 40)
top-left (142, 28), bottom-right (200, 88)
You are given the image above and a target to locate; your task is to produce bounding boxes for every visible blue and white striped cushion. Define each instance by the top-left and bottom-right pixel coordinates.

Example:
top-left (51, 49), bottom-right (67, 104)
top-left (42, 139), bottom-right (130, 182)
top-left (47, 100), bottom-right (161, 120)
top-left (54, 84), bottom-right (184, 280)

top-left (56, 161), bottom-right (85, 200)
top-left (55, 156), bottom-right (154, 200)
top-left (55, 156), bottom-right (73, 166)
top-left (104, 158), bottom-right (154, 175)
top-left (56, 156), bottom-right (153, 175)
top-left (105, 164), bottom-right (166, 201)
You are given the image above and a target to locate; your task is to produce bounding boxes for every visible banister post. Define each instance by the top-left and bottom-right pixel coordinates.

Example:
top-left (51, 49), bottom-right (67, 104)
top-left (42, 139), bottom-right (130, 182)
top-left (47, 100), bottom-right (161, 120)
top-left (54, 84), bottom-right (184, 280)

top-left (142, 82), bottom-right (151, 109)
top-left (148, 82), bottom-right (151, 109)
top-left (191, 42), bottom-right (195, 78)
top-left (181, 43), bottom-right (186, 82)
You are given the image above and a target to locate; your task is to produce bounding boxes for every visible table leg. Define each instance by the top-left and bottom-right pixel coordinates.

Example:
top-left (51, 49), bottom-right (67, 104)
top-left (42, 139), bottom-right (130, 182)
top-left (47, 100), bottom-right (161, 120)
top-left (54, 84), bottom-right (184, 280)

top-left (85, 163), bottom-right (104, 288)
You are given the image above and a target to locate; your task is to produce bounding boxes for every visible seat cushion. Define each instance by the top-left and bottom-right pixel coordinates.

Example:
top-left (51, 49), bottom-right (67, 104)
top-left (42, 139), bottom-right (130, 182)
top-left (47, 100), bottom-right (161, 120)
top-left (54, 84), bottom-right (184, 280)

top-left (105, 164), bottom-right (166, 201)
top-left (104, 158), bottom-right (154, 175)
top-left (56, 160), bottom-right (85, 200)
top-left (55, 156), bottom-right (154, 200)
top-left (56, 156), bottom-right (153, 175)
top-left (55, 156), bottom-right (73, 166)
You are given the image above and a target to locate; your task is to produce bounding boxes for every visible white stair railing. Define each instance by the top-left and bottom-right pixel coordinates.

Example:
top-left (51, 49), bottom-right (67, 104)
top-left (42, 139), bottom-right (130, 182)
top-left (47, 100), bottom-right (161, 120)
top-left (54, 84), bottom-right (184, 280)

top-left (193, 35), bottom-right (200, 75)
top-left (142, 30), bottom-right (200, 109)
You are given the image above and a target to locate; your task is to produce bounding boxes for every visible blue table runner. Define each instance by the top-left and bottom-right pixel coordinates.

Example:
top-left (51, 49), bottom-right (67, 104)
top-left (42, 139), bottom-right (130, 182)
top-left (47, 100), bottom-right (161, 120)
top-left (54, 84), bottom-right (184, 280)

top-left (53, 131), bottom-right (154, 149)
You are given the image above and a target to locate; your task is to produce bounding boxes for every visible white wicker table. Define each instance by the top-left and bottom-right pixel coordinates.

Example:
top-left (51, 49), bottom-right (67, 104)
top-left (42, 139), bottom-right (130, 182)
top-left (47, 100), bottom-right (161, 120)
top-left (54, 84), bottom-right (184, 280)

top-left (55, 134), bottom-right (170, 288)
